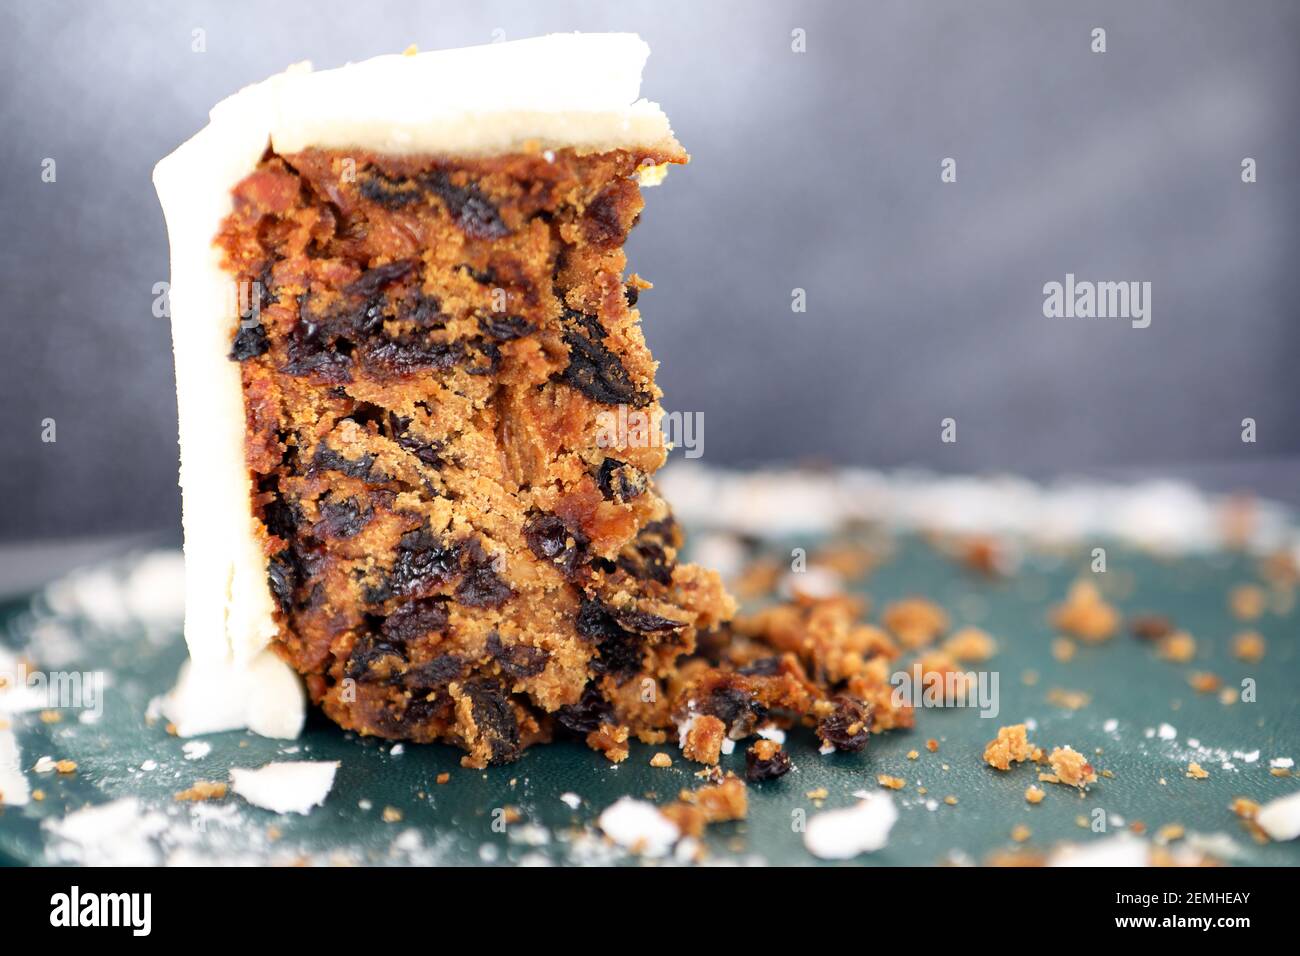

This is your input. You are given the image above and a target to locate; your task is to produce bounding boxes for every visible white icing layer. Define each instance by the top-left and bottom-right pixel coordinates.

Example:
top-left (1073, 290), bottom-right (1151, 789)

top-left (152, 34), bottom-right (676, 740)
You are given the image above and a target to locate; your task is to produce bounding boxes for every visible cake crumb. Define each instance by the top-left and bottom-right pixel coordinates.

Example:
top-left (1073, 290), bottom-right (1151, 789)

top-left (983, 724), bottom-right (1034, 770)
top-left (1229, 584), bottom-right (1266, 621)
top-left (1010, 823), bottom-right (1031, 842)
top-left (1051, 580), bottom-right (1119, 642)
top-left (1052, 637), bottom-right (1077, 662)
top-left (1231, 631), bottom-right (1266, 663)
top-left (882, 597), bottom-right (950, 649)
top-left (806, 787), bottom-right (829, 801)
top-left (1186, 762), bottom-right (1210, 780)
top-left (382, 806), bottom-right (403, 823)
top-left (1230, 797), bottom-right (1259, 819)
top-left (877, 774), bottom-right (906, 790)
top-left (926, 738), bottom-right (939, 753)
top-left (1187, 671), bottom-right (1221, 693)
top-left (1046, 688), bottom-right (1090, 710)
top-left (586, 723), bottom-right (630, 763)
top-left (680, 714), bottom-right (726, 765)
top-left (55, 760), bottom-right (77, 774)
top-left (943, 795), bottom-right (958, 806)
top-left (943, 627), bottom-right (996, 662)
top-left (1155, 823), bottom-right (1185, 843)
top-left (435, 772), bottom-right (450, 785)
top-left (174, 780), bottom-right (228, 802)
top-left (1025, 785), bottom-right (1045, 804)
top-left (649, 752), bottom-right (673, 769)
top-left (907, 749), bottom-right (919, 760)
top-left (1157, 631), bottom-right (1197, 663)
top-left (1047, 747), bottom-right (1097, 788)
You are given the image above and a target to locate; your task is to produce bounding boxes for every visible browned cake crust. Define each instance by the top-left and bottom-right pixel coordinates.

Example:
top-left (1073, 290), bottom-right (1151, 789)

top-left (216, 146), bottom-right (736, 767)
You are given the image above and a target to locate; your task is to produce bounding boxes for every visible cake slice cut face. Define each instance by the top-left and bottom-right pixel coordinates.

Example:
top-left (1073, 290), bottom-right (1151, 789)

top-left (154, 35), bottom-right (734, 767)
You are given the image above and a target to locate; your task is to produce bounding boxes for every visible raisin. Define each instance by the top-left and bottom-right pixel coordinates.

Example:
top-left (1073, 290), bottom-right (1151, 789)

top-left (459, 263), bottom-right (496, 285)
top-left (559, 308), bottom-right (650, 407)
top-left (419, 170), bottom-right (510, 240)
top-left (817, 695), bottom-right (871, 753)
top-left (312, 445), bottom-right (376, 480)
top-left (345, 633), bottom-right (406, 681)
top-left (704, 684), bottom-right (766, 737)
top-left (479, 314), bottom-right (533, 340)
top-left (361, 336), bottom-right (464, 377)
top-left (282, 322), bottom-right (353, 382)
top-left (596, 458), bottom-right (646, 503)
top-left (463, 677), bottom-right (521, 764)
top-left (229, 322), bottom-right (269, 361)
top-left (746, 746), bottom-right (792, 782)
top-left (390, 526), bottom-right (461, 597)
top-left (624, 284), bottom-right (639, 307)
top-left (359, 169), bottom-right (423, 207)
top-left (582, 181), bottom-right (634, 248)
top-left (523, 513), bottom-right (589, 579)
top-left (576, 598), bottom-right (646, 680)
top-left (380, 598), bottom-right (450, 645)
top-left (464, 336), bottom-right (501, 375)
top-left (612, 606), bottom-right (686, 633)
top-left (316, 496), bottom-right (369, 539)
top-left (343, 259), bottom-right (417, 297)
top-left (554, 684), bottom-right (614, 735)
top-left (738, 657), bottom-right (782, 677)
top-left (455, 539), bottom-right (515, 609)
top-left (267, 550), bottom-right (298, 614)
top-left (486, 632), bottom-right (549, 680)
top-left (403, 653), bottom-right (465, 692)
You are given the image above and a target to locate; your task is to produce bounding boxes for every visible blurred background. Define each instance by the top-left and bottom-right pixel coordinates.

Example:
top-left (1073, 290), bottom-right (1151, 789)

top-left (2, 0), bottom-right (1299, 547)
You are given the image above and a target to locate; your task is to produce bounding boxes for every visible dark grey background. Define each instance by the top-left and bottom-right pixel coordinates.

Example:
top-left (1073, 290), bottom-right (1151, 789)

top-left (2, 0), bottom-right (1298, 542)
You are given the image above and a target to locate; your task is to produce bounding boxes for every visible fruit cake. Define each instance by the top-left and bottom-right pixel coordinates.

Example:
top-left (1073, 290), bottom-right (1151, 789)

top-left (153, 34), bottom-right (736, 767)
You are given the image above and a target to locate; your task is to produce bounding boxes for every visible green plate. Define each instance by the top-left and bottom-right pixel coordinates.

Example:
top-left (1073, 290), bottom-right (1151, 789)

top-left (1, 533), bottom-right (1297, 866)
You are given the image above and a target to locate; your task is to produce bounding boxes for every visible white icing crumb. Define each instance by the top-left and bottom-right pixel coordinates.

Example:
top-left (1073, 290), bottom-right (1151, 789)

top-left (479, 843), bottom-right (500, 862)
top-left (33, 755), bottom-right (57, 773)
top-left (804, 794), bottom-right (898, 859)
top-left (779, 566), bottom-right (843, 600)
top-left (44, 798), bottom-right (169, 866)
top-left (1050, 833), bottom-right (1150, 867)
top-left (140, 759), bottom-right (158, 772)
top-left (720, 738), bottom-right (736, 755)
top-left (1255, 791), bottom-right (1300, 842)
top-left (597, 797), bottom-right (679, 858)
top-left (818, 741), bottom-right (836, 755)
top-left (182, 741), bottom-right (211, 760)
top-left (1158, 723), bottom-right (1177, 741)
top-left (229, 761), bottom-right (339, 815)
top-left (358, 799), bottom-right (372, 811)
top-left (676, 712), bottom-right (698, 749)
top-left (0, 729), bottom-right (31, 806)
top-left (1103, 718), bottom-right (1119, 733)
top-left (1270, 757), bottom-right (1294, 769)
top-left (509, 823), bottom-right (551, 847)
top-left (560, 792), bottom-right (582, 810)
top-left (1237, 750), bottom-right (1260, 763)
top-left (757, 724), bottom-right (786, 744)
top-left (1187, 738), bottom-right (1200, 748)
top-left (390, 744), bottom-right (405, 756)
